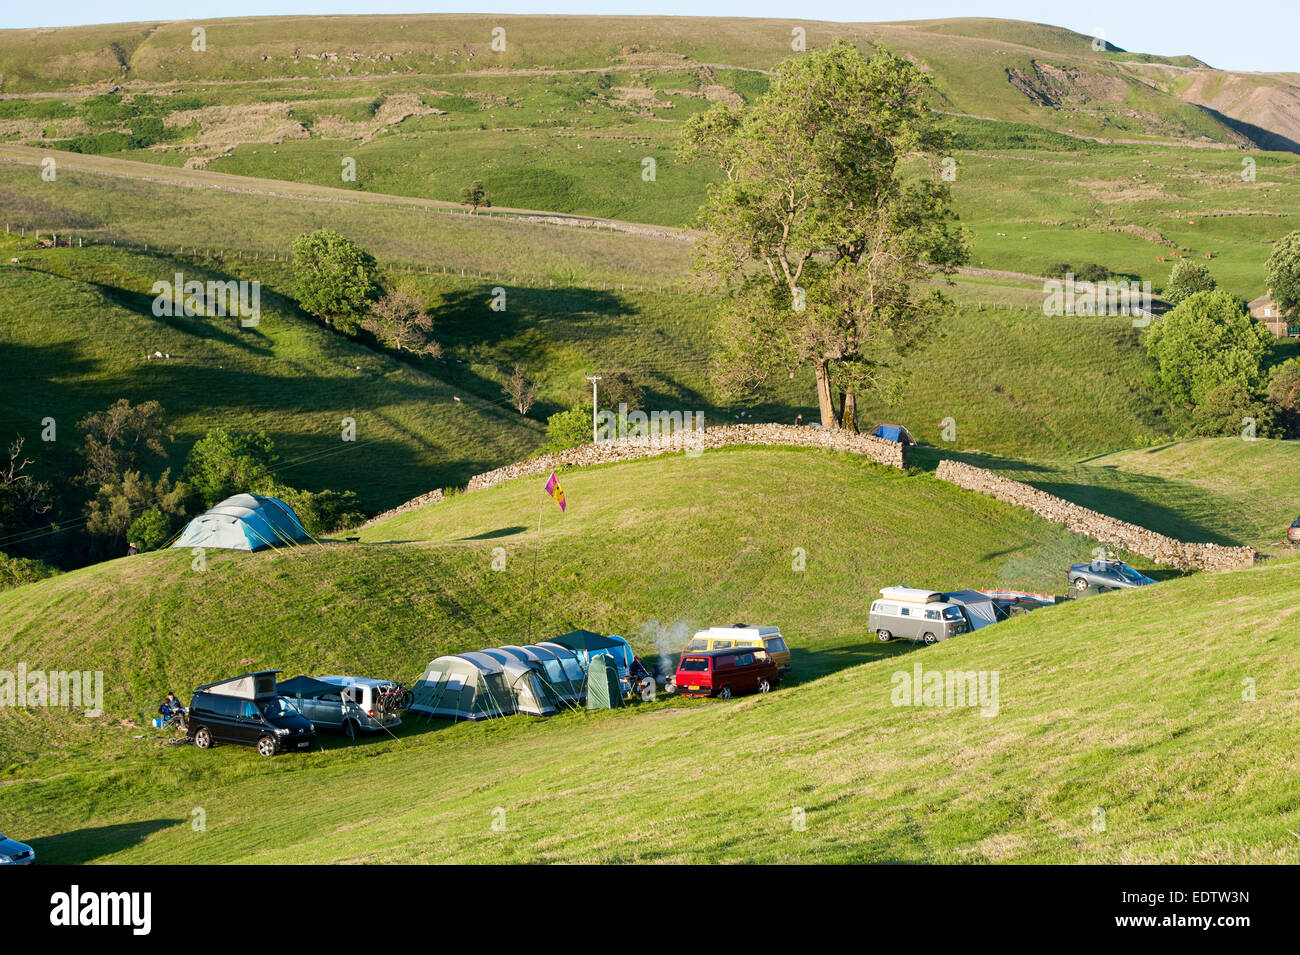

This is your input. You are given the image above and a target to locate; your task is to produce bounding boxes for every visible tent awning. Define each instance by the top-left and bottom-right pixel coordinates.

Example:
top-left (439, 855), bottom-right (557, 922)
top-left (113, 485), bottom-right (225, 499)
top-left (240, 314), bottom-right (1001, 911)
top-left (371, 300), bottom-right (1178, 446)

top-left (549, 629), bottom-right (622, 653)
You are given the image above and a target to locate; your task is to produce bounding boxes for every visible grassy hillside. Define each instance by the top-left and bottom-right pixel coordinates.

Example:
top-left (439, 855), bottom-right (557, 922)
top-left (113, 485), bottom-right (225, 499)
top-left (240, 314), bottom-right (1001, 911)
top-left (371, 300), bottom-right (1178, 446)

top-left (916, 438), bottom-right (1298, 553)
top-left (0, 447), bottom-right (1122, 737)
top-left (1, 446), bottom-right (1295, 864)
top-left (0, 234), bottom-right (541, 514)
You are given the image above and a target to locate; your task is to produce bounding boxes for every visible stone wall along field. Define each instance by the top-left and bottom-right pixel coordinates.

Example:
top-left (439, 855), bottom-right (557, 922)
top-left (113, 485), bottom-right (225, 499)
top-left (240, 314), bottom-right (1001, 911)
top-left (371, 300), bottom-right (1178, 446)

top-left (935, 459), bottom-right (1256, 572)
top-left (463, 423), bottom-right (905, 492)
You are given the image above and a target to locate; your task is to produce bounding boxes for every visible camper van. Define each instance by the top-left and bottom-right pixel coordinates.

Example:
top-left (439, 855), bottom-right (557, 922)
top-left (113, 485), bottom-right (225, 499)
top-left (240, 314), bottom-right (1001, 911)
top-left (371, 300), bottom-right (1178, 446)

top-left (868, 588), bottom-right (970, 645)
top-left (685, 625), bottom-right (791, 674)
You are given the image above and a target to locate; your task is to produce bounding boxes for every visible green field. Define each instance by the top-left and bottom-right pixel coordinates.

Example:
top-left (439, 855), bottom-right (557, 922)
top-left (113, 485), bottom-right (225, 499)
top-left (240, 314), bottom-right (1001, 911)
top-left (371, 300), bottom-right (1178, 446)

top-left (3, 447), bottom-right (1296, 864)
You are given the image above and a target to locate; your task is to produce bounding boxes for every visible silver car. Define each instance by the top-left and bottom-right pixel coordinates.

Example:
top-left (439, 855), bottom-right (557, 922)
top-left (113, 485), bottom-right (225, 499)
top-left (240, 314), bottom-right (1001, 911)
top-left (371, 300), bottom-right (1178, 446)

top-left (289, 676), bottom-right (404, 738)
top-left (0, 832), bottom-right (35, 865)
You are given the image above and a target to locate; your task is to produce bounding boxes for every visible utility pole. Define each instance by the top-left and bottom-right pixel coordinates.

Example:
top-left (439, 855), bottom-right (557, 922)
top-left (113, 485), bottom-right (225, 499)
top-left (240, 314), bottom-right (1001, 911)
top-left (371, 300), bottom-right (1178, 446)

top-left (585, 375), bottom-right (602, 443)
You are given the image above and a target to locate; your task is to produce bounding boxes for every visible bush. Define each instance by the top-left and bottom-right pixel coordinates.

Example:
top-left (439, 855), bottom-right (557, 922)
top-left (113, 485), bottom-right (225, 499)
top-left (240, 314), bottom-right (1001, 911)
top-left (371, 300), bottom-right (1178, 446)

top-left (127, 508), bottom-right (172, 551)
top-left (1188, 382), bottom-right (1279, 438)
top-left (0, 551), bottom-right (59, 591)
top-left (265, 484), bottom-right (366, 536)
top-left (184, 428), bottom-right (278, 507)
top-left (1267, 359), bottom-right (1300, 437)
top-left (538, 405), bottom-right (592, 454)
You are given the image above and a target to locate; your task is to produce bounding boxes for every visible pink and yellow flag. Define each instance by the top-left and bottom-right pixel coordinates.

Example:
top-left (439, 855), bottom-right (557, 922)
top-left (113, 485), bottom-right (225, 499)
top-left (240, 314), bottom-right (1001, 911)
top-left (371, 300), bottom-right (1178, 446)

top-left (544, 472), bottom-right (567, 512)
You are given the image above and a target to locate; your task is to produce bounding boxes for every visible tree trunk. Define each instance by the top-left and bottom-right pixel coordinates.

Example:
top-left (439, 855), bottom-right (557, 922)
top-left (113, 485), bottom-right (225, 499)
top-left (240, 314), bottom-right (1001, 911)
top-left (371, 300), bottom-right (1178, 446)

top-left (814, 361), bottom-right (836, 428)
top-left (840, 389), bottom-right (858, 433)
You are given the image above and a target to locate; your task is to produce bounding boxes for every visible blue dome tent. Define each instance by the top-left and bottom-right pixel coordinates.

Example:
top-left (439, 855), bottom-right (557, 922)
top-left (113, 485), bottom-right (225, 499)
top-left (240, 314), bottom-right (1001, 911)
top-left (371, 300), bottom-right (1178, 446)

top-left (171, 493), bottom-right (310, 552)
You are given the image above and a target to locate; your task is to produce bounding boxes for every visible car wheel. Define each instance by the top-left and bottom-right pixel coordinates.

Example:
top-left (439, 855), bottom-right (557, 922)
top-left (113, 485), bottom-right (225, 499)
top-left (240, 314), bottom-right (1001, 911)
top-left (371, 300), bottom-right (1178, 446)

top-left (717, 685), bottom-right (732, 700)
top-left (1073, 576), bottom-right (1089, 593)
top-left (342, 718), bottom-right (359, 740)
top-left (921, 632), bottom-right (938, 646)
top-left (877, 629), bottom-right (892, 642)
top-left (256, 735), bottom-right (278, 758)
top-left (193, 726), bottom-right (213, 750)
top-left (757, 678), bottom-right (772, 693)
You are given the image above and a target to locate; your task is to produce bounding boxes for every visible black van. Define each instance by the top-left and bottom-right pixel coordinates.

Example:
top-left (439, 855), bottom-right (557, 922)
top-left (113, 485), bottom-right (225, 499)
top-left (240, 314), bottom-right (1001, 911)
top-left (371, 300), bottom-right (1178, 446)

top-left (186, 672), bottom-right (316, 757)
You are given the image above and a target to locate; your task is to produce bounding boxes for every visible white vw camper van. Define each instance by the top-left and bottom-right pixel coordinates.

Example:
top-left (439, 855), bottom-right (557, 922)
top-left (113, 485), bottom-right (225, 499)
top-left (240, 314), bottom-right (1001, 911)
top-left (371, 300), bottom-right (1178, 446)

top-left (868, 587), bottom-right (970, 645)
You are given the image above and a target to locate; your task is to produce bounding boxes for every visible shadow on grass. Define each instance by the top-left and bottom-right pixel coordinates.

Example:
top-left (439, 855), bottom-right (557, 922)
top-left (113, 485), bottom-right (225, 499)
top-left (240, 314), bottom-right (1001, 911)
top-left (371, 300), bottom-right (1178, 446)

top-left (30, 818), bottom-right (184, 864)
top-left (787, 640), bottom-right (919, 683)
top-left (458, 525), bottom-right (528, 541)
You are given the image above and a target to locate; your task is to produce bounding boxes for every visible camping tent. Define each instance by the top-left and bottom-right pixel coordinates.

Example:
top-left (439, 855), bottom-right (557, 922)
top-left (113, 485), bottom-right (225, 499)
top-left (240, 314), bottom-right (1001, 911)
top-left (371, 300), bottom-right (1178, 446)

top-left (171, 493), bottom-right (310, 552)
top-left (409, 652), bottom-right (515, 721)
top-left (872, 424), bottom-right (917, 446)
top-left (502, 661), bottom-right (558, 717)
top-left (943, 590), bottom-right (1001, 631)
top-left (586, 654), bottom-right (624, 710)
top-left (528, 644), bottom-right (587, 704)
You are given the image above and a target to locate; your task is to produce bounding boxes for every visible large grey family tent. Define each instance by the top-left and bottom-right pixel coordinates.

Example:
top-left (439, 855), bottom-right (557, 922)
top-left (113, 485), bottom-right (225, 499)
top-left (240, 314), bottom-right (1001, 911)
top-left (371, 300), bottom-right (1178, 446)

top-left (172, 493), bottom-right (310, 552)
top-left (480, 648), bottom-right (558, 717)
top-left (586, 654), bottom-right (624, 711)
top-left (409, 652), bottom-right (515, 721)
top-left (486, 645), bottom-right (585, 708)
top-left (943, 590), bottom-right (1001, 631)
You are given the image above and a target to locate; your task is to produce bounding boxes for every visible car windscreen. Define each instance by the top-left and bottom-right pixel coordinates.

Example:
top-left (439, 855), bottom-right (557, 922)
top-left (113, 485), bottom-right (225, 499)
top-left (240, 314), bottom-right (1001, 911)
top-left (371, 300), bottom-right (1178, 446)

top-left (679, 657), bottom-right (710, 672)
top-left (1115, 564), bottom-right (1145, 581)
top-left (260, 698), bottom-right (298, 720)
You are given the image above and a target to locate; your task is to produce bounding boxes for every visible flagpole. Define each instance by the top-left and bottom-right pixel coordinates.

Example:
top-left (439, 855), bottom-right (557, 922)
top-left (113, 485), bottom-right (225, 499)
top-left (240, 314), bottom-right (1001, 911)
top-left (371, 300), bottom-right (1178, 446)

top-left (527, 500), bottom-right (543, 644)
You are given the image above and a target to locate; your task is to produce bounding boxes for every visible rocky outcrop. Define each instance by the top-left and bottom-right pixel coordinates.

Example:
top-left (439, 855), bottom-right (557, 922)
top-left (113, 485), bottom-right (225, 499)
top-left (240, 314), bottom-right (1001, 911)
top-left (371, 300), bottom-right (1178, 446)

top-left (935, 460), bottom-right (1256, 572)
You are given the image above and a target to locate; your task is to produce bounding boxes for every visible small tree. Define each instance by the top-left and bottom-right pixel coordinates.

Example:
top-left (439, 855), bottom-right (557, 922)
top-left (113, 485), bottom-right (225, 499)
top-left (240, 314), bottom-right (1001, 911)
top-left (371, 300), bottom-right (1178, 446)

top-left (127, 508), bottom-right (172, 551)
top-left (184, 428), bottom-right (279, 507)
top-left (599, 368), bottom-right (645, 411)
top-left (504, 365), bottom-right (540, 415)
top-left (460, 179), bottom-right (491, 214)
top-left (291, 230), bottom-right (381, 335)
top-left (77, 399), bottom-right (172, 488)
top-left (361, 288), bottom-right (441, 358)
top-left (539, 405), bottom-right (591, 454)
top-left (1163, 259), bottom-right (1216, 306)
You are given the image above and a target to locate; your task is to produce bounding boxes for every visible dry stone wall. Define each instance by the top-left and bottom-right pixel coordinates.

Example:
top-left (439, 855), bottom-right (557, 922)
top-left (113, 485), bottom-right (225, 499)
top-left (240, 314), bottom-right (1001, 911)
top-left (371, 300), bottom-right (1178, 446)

top-left (464, 423), bottom-right (904, 492)
top-left (935, 459), bottom-right (1256, 572)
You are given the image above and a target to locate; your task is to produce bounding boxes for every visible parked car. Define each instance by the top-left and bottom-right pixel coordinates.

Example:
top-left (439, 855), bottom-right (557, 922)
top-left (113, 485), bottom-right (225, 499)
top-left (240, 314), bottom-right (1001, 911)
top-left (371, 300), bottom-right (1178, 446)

top-left (868, 587), bottom-right (970, 645)
top-left (1287, 517), bottom-right (1300, 546)
top-left (685, 624), bottom-right (792, 675)
top-left (672, 647), bottom-right (780, 700)
top-left (1067, 560), bottom-right (1154, 593)
top-left (186, 671), bottom-right (317, 757)
top-left (0, 832), bottom-right (35, 865)
top-left (278, 675), bottom-right (404, 738)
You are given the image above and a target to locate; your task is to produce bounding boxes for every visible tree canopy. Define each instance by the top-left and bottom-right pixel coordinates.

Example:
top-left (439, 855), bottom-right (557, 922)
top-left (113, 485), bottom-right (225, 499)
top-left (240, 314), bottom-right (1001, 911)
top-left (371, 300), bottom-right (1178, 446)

top-left (291, 230), bottom-right (382, 335)
top-left (680, 39), bottom-right (967, 429)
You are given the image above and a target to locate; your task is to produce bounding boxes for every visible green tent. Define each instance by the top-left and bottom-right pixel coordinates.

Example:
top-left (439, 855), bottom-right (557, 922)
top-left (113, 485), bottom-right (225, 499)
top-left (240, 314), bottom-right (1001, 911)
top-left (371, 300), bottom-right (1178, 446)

top-left (586, 654), bottom-right (624, 711)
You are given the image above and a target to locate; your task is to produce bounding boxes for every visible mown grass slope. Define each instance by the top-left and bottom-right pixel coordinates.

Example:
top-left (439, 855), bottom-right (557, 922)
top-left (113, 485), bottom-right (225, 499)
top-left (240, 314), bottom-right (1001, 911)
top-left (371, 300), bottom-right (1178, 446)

top-left (0, 447), bottom-right (1292, 863)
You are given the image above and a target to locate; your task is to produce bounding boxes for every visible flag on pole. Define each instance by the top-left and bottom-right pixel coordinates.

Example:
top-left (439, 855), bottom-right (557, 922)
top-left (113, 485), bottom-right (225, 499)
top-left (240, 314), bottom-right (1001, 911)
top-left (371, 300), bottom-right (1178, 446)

top-left (544, 472), bottom-right (567, 512)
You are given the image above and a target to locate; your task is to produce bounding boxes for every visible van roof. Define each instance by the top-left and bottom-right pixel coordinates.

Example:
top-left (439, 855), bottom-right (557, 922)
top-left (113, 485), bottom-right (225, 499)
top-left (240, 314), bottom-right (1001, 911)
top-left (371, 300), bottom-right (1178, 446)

top-left (878, 587), bottom-right (944, 603)
top-left (690, 647), bottom-right (761, 658)
top-left (697, 625), bottom-right (780, 638)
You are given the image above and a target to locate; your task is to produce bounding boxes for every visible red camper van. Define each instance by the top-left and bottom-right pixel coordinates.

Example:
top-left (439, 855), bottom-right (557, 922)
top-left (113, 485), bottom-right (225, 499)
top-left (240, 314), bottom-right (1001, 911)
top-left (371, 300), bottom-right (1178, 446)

top-left (673, 648), bottom-right (780, 700)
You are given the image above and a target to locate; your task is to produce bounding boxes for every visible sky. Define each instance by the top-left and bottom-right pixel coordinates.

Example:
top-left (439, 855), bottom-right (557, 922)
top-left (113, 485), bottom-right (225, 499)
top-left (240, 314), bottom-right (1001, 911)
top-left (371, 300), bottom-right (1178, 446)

top-left (2, 1), bottom-right (1296, 74)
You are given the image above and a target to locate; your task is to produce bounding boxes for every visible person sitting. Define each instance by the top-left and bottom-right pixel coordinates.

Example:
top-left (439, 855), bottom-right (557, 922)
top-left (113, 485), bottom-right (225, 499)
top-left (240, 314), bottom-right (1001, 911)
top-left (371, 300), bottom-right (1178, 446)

top-left (157, 692), bottom-right (184, 728)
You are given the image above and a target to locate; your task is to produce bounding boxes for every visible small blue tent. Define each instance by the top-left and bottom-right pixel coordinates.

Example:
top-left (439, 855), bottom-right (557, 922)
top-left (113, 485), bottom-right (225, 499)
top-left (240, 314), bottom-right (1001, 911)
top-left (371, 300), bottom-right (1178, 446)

top-left (872, 424), bottom-right (916, 446)
top-left (171, 493), bottom-right (310, 552)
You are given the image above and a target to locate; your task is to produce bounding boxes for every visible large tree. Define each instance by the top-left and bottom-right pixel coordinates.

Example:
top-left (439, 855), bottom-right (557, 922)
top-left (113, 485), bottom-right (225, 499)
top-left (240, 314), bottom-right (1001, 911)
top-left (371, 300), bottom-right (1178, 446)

top-left (291, 230), bottom-right (381, 335)
top-left (76, 399), bottom-right (172, 488)
top-left (680, 39), bottom-right (967, 429)
top-left (1145, 289), bottom-right (1272, 410)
